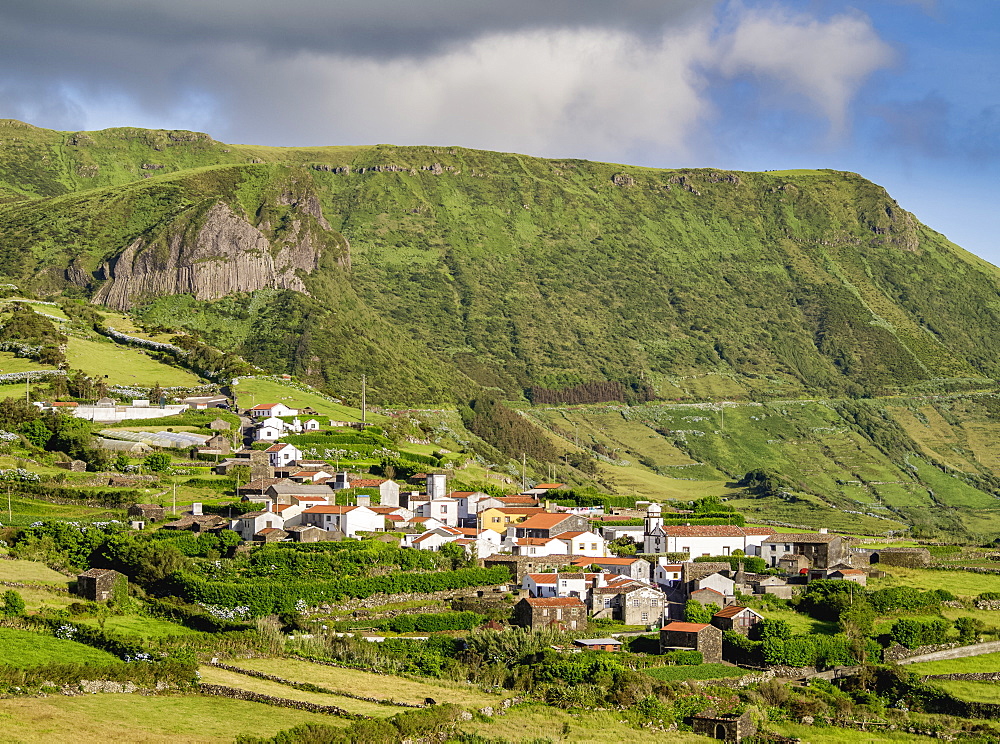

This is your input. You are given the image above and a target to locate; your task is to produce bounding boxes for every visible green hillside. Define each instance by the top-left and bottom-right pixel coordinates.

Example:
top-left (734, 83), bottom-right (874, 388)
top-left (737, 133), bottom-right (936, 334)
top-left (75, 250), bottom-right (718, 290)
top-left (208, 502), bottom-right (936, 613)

top-left (4, 120), bottom-right (1000, 540)
top-left (2, 120), bottom-right (1000, 406)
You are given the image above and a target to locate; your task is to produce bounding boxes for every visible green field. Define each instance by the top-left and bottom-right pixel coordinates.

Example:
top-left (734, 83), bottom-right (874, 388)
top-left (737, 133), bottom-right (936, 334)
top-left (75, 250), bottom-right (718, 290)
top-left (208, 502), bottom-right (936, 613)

top-left (236, 656), bottom-right (501, 708)
top-left (644, 663), bottom-right (748, 681)
top-left (75, 615), bottom-right (198, 638)
top-left (870, 566), bottom-right (1000, 597)
top-left (758, 608), bottom-right (838, 636)
top-left (0, 692), bottom-right (345, 743)
top-left (64, 336), bottom-right (200, 387)
top-left (232, 377), bottom-right (385, 422)
top-left (907, 652), bottom-right (1000, 676)
top-left (0, 351), bottom-right (55, 375)
top-left (932, 679), bottom-right (1000, 704)
top-left (198, 664), bottom-right (402, 717)
top-left (0, 627), bottom-right (118, 666)
top-left (0, 558), bottom-right (70, 585)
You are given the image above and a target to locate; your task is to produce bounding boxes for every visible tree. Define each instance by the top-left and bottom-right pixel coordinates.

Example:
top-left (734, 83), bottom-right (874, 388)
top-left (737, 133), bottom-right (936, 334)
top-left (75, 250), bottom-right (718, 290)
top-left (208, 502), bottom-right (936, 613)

top-left (684, 600), bottom-right (717, 623)
top-left (143, 453), bottom-right (172, 472)
top-left (954, 616), bottom-right (982, 644)
top-left (229, 464), bottom-right (251, 490)
top-left (19, 419), bottom-right (52, 449)
top-left (753, 618), bottom-right (793, 642)
top-left (2, 590), bottom-right (25, 617)
top-left (607, 536), bottom-right (637, 557)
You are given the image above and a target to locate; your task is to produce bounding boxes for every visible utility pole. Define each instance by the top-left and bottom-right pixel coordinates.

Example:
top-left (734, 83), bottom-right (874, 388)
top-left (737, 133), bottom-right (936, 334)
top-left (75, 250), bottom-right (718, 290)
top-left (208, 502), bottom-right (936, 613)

top-left (7, 484), bottom-right (11, 524)
top-left (521, 453), bottom-right (526, 492)
top-left (361, 374), bottom-right (367, 425)
top-left (25, 374), bottom-right (30, 405)
top-left (172, 479), bottom-right (177, 517)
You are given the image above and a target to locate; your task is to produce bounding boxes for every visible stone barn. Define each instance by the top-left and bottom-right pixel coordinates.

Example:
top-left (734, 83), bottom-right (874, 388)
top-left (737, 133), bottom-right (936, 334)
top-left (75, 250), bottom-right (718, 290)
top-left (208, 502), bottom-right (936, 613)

top-left (691, 709), bottom-right (756, 742)
top-left (127, 504), bottom-right (165, 522)
top-left (76, 568), bottom-right (122, 602)
top-left (872, 547), bottom-right (931, 568)
top-left (659, 621), bottom-right (723, 663)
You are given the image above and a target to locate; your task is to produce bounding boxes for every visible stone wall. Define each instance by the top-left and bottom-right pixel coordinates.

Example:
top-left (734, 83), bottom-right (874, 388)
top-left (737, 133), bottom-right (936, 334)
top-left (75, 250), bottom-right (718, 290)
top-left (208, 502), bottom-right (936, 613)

top-left (924, 672), bottom-right (1000, 682)
top-left (198, 683), bottom-right (362, 718)
top-left (210, 662), bottom-right (424, 708)
top-left (893, 640), bottom-right (1000, 665)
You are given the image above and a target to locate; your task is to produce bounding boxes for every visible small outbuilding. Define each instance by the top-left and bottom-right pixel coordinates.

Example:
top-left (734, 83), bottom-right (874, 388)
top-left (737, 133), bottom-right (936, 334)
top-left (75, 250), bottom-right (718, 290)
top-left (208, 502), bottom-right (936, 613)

top-left (711, 605), bottom-right (764, 635)
top-left (573, 638), bottom-right (622, 652)
top-left (127, 504), bottom-right (165, 522)
top-left (691, 709), bottom-right (756, 743)
top-left (76, 568), bottom-right (122, 602)
top-left (659, 621), bottom-right (723, 663)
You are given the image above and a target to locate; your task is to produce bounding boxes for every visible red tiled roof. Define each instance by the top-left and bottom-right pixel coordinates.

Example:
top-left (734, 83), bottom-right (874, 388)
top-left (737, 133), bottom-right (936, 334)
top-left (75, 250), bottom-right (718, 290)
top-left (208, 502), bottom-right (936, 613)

top-left (515, 513), bottom-right (573, 529)
top-left (713, 605), bottom-right (757, 619)
top-left (526, 573), bottom-right (558, 583)
top-left (691, 587), bottom-right (725, 598)
top-left (663, 525), bottom-right (747, 538)
top-left (762, 533), bottom-right (840, 543)
top-left (664, 621), bottom-right (710, 632)
top-left (51, 401), bottom-right (79, 407)
top-left (572, 557), bottom-right (643, 566)
top-left (517, 537), bottom-right (561, 546)
top-left (250, 403), bottom-right (280, 410)
top-left (385, 515), bottom-right (405, 522)
top-left (265, 443), bottom-right (296, 452)
top-left (525, 597), bottom-right (584, 607)
top-left (257, 528), bottom-right (282, 535)
top-left (351, 479), bottom-right (388, 488)
top-left (533, 483), bottom-right (564, 489)
top-left (303, 505), bottom-right (357, 514)
top-left (491, 507), bottom-right (547, 516)
top-left (557, 531), bottom-right (596, 539)
top-left (833, 569), bottom-right (865, 575)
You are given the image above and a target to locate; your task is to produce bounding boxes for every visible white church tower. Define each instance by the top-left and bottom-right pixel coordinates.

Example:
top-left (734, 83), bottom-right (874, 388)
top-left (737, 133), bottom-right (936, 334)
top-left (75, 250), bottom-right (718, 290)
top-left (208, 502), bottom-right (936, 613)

top-left (643, 502), bottom-right (667, 554)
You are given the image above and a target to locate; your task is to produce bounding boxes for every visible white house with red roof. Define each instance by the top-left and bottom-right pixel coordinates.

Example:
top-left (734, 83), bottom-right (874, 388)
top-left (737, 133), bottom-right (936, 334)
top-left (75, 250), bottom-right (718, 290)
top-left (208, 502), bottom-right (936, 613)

top-left (571, 556), bottom-right (650, 581)
top-left (265, 443), bottom-right (302, 467)
top-left (502, 536), bottom-right (568, 557)
top-left (416, 496), bottom-right (460, 527)
top-left (290, 469), bottom-right (334, 483)
top-left (554, 530), bottom-right (608, 557)
top-left (248, 403), bottom-right (299, 418)
top-left (301, 504), bottom-right (382, 537)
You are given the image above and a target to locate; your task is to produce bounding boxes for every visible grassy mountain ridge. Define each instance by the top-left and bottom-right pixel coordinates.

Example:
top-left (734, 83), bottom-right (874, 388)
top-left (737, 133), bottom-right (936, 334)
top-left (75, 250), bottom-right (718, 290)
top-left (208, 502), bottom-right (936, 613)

top-left (1, 119), bottom-right (999, 408)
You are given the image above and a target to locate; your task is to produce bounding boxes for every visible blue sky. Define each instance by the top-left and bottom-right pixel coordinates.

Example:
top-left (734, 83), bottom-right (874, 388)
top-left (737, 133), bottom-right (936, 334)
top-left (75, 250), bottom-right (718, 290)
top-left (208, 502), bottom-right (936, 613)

top-left (1, 0), bottom-right (997, 263)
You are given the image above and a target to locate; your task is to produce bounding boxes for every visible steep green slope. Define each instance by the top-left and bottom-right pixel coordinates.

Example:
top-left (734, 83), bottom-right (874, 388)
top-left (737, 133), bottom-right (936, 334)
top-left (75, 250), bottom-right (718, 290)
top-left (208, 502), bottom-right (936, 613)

top-left (1, 121), bottom-right (1000, 408)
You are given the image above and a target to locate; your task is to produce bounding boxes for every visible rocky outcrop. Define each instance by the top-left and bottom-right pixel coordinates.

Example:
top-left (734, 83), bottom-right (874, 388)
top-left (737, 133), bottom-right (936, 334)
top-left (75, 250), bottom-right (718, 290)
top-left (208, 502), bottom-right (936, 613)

top-left (91, 192), bottom-right (347, 310)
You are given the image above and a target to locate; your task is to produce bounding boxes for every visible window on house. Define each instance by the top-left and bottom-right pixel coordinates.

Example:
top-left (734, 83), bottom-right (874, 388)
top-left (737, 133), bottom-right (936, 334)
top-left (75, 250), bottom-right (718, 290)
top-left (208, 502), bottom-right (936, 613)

top-left (723, 546), bottom-right (730, 555)
top-left (682, 546), bottom-right (689, 553)
top-left (651, 599), bottom-right (658, 607)
top-left (492, 517), bottom-right (500, 523)
top-left (641, 612), bottom-right (648, 622)
top-left (591, 543), bottom-right (597, 550)
top-left (604, 597), bottom-right (612, 607)
top-left (631, 598), bottom-right (640, 607)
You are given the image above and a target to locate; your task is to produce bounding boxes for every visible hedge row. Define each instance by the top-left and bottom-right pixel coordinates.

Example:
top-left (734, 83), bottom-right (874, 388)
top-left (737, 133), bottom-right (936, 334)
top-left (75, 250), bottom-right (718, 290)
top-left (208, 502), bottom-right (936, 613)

top-left (0, 660), bottom-right (197, 690)
top-left (364, 611), bottom-right (486, 634)
top-left (171, 566), bottom-right (512, 615)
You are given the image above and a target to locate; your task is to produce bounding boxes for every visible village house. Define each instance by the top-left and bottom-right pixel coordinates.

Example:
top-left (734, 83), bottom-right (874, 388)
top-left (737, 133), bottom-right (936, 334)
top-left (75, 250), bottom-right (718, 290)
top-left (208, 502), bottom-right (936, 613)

top-left (522, 572), bottom-right (590, 600)
top-left (513, 596), bottom-right (585, 631)
top-left (653, 559), bottom-right (683, 587)
top-left (415, 495), bottom-right (460, 527)
top-left (711, 605), bottom-right (763, 635)
top-left (689, 587), bottom-right (728, 607)
top-left (479, 506), bottom-right (547, 534)
top-left (761, 532), bottom-right (845, 569)
top-left (265, 443), bottom-right (303, 468)
top-left (178, 395), bottom-right (230, 410)
top-left (521, 483), bottom-right (566, 496)
top-left (346, 478), bottom-right (401, 506)
top-left (691, 710), bottom-right (756, 743)
top-left (571, 556), bottom-right (650, 582)
top-left (503, 535), bottom-right (569, 557)
top-left (659, 621), bottom-right (723, 662)
top-left (289, 469), bottom-right (334, 483)
top-left (264, 482), bottom-right (333, 505)
top-left (513, 513), bottom-right (590, 539)
top-left (657, 525), bottom-right (773, 559)
top-left (248, 403), bottom-right (299, 418)
top-left (590, 581), bottom-right (665, 626)
top-left (231, 508), bottom-right (290, 541)
top-left (300, 504), bottom-right (383, 537)
top-left (553, 530), bottom-right (608, 557)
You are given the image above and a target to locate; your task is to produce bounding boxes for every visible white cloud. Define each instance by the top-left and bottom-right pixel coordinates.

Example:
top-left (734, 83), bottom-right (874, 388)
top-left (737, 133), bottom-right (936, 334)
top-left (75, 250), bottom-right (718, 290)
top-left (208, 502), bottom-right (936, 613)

top-left (714, 7), bottom-right (895, 137)
top-left (0, 2), bottom-right (896, 163)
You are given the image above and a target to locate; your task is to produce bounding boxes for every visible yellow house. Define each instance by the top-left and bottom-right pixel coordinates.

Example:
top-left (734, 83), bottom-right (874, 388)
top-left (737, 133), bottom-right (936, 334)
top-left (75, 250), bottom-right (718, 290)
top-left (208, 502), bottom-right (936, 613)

top-left (479, 507), bottom-right (547, 534)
